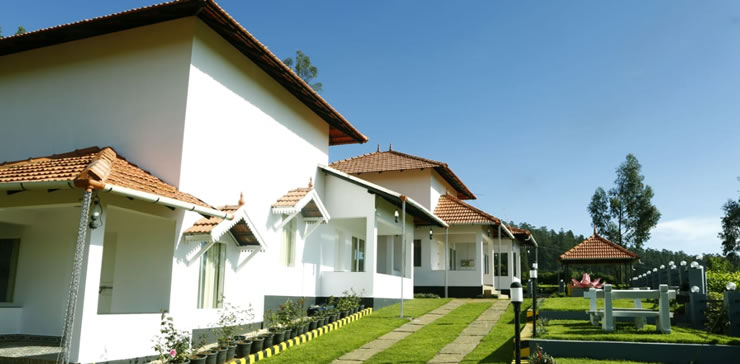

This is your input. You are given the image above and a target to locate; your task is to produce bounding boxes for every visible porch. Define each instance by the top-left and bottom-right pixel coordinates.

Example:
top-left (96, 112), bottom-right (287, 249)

top-left (0, 189), bottom-right (179, 363)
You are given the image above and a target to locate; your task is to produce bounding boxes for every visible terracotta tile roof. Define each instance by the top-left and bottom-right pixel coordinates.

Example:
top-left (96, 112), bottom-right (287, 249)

top-left (330, 149), bottom-right (476, 200)
top-left (184, 204), bottom-right (261, 246)
top-left (184, 206), bottom-right (239, 234)
top-left (0, 0), bottom-right (367, 146)
top-left (0, 146), bottom-right (210, 207)
top-left (433, 194), bottom-right (501, 225)
top-left (559, 231), bottom-right (639, 262)
top-left (272, 188), bottom-right (312, 208)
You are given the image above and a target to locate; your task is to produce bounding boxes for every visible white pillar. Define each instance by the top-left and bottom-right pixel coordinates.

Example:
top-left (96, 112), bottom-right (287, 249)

top-left (70, 205), bottom-right (107, 363)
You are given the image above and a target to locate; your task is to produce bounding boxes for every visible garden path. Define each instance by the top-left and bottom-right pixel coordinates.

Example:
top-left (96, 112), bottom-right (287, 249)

top-left (428, 299), bottom-right (509, 363)
top-left (332, 299), bottom-right (465, 363)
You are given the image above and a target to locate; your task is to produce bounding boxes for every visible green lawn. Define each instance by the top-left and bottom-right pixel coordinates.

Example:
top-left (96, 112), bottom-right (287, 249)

top-left (364, 302), bottom-right (492, 364)
top-left (460, 301), bottom-right (529, 364)
top-left (539, 297), bottom-right (655, 311)
top-left (258, 298), bottom-right (450, 363)
top-left (541, 319), bottom-right (740, 346)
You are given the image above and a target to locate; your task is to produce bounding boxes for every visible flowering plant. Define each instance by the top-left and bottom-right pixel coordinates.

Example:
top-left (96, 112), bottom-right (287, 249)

top-left (570, 273), bottom-right (605, 289)
top-left (529, 345), bottom-right (557, 364)
top-left (153, 311), bottom-right (191, 363)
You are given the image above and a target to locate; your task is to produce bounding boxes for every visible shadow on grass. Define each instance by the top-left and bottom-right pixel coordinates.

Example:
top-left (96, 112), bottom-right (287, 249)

top-left (479, 336), bottom-right (513, 363)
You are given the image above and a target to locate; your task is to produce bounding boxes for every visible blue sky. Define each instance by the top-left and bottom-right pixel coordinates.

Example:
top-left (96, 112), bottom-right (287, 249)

top-left (3, 1), bottom-right (739, 255)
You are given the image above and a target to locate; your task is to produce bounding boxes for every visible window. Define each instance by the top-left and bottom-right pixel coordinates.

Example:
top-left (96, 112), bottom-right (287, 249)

top-left (513, 252), bottom-right (517, 276)
top-left (198, 243), bottom-right (225, 309)
top-left (494, 252), bottom-right (508, 277)
top-left (449, 247), bottom-right (457, 271)
top-left (413, 239), bottom-right (421, 267)
top-left (282, 218), bottom-right (296, 267)
top-left (0, 239), bottom-right (19, 302)
top-left (484, 254), bottom-right (489, 275)
top-left (351, 237), bottom-right (365, 272)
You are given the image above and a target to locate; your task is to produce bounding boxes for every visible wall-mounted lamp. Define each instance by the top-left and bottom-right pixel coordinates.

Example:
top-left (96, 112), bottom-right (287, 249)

top-left (395, 210), bottom-right (399, 223)
top-left (89, 196), bottom-right (103, 229)
top-left (429, 228), bottom-right (433, 240)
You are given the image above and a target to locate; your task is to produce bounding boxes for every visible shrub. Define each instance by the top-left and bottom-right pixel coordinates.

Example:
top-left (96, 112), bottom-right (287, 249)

top-left (707, 270), bottom-right (740, 294)
top-left (705, 291), bottom-right (729, 334)
top-left (214, 301), bottom-right (253, 346)
top-left (414, 293), bottom-right (441, 298)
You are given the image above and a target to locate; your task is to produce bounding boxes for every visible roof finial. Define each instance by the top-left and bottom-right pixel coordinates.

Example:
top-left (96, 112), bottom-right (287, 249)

top-left (377, 144), bottom-right (380, 152)
top-left (308, 177), bottom-right (313, 188)
top-left (389, 143), bottom-right (393, 151)
top-left (238, 192), bottom-right (245, 206)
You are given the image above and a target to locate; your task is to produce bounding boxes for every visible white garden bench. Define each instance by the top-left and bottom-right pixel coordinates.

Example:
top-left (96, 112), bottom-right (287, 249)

top-left (583, 284), bottom-right (676, 333)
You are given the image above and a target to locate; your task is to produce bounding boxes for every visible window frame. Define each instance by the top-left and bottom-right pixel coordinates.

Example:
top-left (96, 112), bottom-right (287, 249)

top-left (0, 239), bottom-right (20, 303)
top-left (351, 236), bottom-right (365, 272)
top-left (197, 242), bottom-right (226, 309)
top-left (413, 239), bottom-right (421, 267)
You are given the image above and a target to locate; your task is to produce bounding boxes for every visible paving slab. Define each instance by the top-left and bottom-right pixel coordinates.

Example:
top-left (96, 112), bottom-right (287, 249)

top-left (428, 299), bottom-right (510, 364)
top-left (333, 300), bottom-right (462, 364)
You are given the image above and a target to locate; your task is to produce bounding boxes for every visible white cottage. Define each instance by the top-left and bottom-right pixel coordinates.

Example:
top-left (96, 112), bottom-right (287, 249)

top-left (0, 0), bottom-right (441, 362)
top-left (330, 147), bottom-right (537, 297)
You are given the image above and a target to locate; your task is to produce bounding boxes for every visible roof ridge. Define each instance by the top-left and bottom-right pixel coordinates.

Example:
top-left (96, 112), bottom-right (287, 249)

top-left (592, 233), bottom-right (638, 257)
top-left (387, 150), bottom-right (444, 167)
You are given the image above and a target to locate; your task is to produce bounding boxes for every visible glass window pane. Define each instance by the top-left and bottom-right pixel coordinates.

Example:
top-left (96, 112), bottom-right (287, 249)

top-left (413, 239), bottom-right (421, 267)
top-left (0, 239), bottom-right (19, 302)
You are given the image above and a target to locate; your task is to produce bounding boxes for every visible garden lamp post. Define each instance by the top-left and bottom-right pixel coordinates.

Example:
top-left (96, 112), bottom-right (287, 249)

top-left (530, 263), bottom-right (538, 337)
top-left (511, 281), bottom-right (523, 364)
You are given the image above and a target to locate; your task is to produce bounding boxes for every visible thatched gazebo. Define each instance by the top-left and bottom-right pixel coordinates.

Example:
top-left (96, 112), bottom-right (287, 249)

top-left (559, 229), bottom-right (639, 285)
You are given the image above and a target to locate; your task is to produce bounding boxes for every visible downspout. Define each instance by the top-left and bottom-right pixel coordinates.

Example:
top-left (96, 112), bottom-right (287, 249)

top-left (400, 195), bottom-right (407, 318)
top-left (497, 225), bottom-right (502, 291)
top-left (444, 227), bottom-right (449, 298)
top-left (57, 187), bottom-right (94, 364)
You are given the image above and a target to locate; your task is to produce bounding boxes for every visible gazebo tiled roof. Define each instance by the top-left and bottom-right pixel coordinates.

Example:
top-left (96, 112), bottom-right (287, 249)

top-left (559, 229), bottom-right (639, 264)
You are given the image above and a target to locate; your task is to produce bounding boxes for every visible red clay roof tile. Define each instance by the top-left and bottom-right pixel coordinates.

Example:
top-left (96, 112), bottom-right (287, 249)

top-left (0, 146), bottom-right (210, 208)
top-left (433, 194), bottom-right (501, 225)
top-left (330, 149), bottom-right (475, 200)
top-left (559, 232), bottom-right (639, 262)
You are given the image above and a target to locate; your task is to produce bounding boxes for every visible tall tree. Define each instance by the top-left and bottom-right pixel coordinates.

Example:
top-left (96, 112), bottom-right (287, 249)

top-left (588, 154), bottom-right (661, 250)
top-left (283, 50), bottom-right (323, 93)
top-left (15, 26), bottom-right (26, 35)
top-left (719, 179), bottom-right (740, 257)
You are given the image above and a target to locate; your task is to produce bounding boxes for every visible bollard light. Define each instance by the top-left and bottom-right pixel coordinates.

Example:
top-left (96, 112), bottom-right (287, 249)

top-left (668, 261), bottom-right (675, 266)
top-left (660, 265), bottom-right (665, 269)
top-left (727, 282), bottom-right (737, 291)
top-left (690, 261), bottom-right (699, 269)
top-left (691, 286), bottom-right (700, 293)
top-left (680, 261), bottom-right (687, 267)
top-left (653, 268), bottom-right (658, 272)
top-left (647, 270), bottom-right (651, 275)
top-left (530, 269), bottom-right (537, 279)
top-left (511, 281), bottom-right (523, 303)
top-left (511, 281), bottom-right (523, 364)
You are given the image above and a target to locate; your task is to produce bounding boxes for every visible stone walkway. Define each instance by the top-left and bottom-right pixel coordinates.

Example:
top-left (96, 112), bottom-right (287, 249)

top-left (428, 299), bottom-right (509, 363)
top-left (333, 300), bottom-right (465, 363)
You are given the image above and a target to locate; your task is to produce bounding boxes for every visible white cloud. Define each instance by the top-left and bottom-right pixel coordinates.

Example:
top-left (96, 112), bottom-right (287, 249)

top-left (647, 217), bottom-right (723, 255)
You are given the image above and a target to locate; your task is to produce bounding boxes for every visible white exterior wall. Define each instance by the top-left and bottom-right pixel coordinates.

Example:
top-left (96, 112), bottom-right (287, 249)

top-left (413, 225), bottom-right (485, 289)
top-left (352, 170), bottom-right (432, 209)
top-left (167, 18), bottom-right (333, 335)
top-left (429, 173), bottom-right (457, 211)
top-left (0, 19), bottom-right (194, 185)
top-left (492, 238), bottom-right (521, 291)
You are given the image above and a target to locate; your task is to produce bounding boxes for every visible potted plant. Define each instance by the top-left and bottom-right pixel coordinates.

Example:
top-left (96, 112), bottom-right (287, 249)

top-left (250, 335), bottom-right (264, 354)
top-left (235, 339), bottom-right (252, 359)
top-left (190, 336), bottom-right (208, 364)
top-left (205, 348), bottom-right (218, 364)
top-left (213, 302), bottom-right (253, 362)
top-left (265, 310), bottom-right (286, 345)
top-left (153, 311), bottom-right (192, 364)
